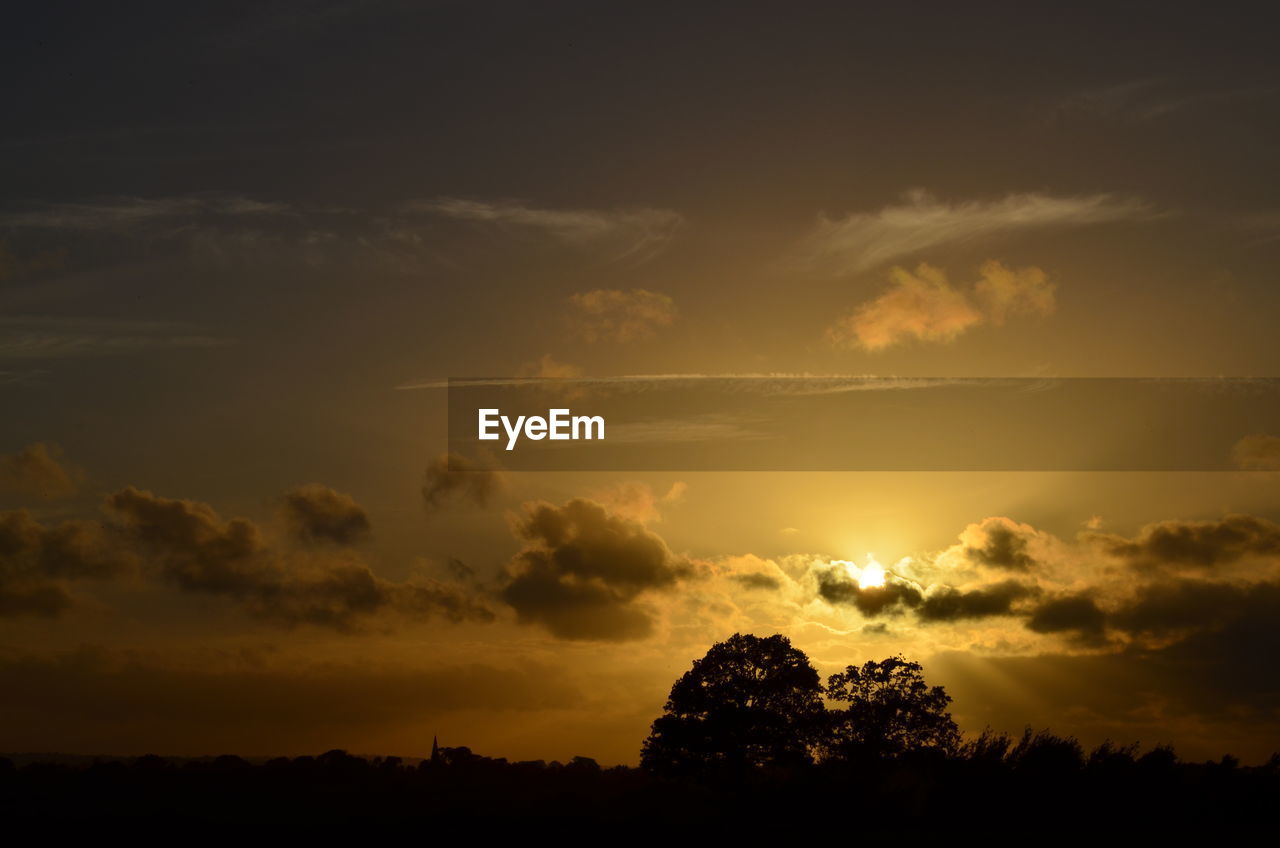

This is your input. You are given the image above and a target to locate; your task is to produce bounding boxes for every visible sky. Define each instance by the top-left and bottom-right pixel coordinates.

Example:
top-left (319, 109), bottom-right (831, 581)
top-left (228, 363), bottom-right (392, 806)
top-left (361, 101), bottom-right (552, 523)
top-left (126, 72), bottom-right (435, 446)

top-left (3, 0), bottom-right (1280, 764)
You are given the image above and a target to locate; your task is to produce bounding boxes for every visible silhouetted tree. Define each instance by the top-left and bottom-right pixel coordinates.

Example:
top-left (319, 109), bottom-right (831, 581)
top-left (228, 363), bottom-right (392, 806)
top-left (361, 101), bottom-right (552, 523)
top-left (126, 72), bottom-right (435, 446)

top-left (641, 633), bottom-right (824, 774)
top-left (821, 656), bottom-right (959, 761)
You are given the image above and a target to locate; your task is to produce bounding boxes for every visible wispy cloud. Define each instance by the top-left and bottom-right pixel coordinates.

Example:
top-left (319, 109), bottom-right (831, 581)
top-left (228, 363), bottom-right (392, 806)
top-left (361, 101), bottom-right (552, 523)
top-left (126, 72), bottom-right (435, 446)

top-left (0, 316), bottom-right (232, 360)
top-left (799, 190), bottom-right (1155, 274)
top-left (0, 193), bottom-right (289, 233)
top-left (395, 373), bottom-right (966, 394)
top-left (1048, 78), bottom-right (1279, 123)
top-left (407, 198), bottom-right (683, 262)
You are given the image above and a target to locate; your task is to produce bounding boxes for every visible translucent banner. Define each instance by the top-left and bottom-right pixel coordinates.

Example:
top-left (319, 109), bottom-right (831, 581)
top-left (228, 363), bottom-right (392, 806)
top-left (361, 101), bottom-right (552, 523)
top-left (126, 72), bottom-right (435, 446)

top-left (445, 376), bottom-right (1280, 471)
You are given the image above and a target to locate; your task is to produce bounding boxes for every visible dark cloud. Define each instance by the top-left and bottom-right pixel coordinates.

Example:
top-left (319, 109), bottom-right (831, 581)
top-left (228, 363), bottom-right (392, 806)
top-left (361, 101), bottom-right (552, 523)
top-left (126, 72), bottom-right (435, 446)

top-left (918, 580), bottom-right (1038, 622)
top-left (1101, 515), bottom-right (1280, 570)
top-left (0, 509), bottom-right (133, 617)
top-left (1110, 579), bottom-right (1280, 638)
top-left (280, 484), bottom-right (371, 545)
top-left (0, 442), bottom-right (79, 499)
top-left (816, 569), bottom-right (923, 616)
top-left (422, 453), bottom-right (503, 513)
top-left (964, 517), bottom-right (1038, 571)
top-left (498, 498), bottom-right (689, 641)
top-left (1026, 593), bottom-right (1108, 645)
top-left (107, 487), bottom-right (492, 630)
top-left (732, 572), bottom-right (781, 591)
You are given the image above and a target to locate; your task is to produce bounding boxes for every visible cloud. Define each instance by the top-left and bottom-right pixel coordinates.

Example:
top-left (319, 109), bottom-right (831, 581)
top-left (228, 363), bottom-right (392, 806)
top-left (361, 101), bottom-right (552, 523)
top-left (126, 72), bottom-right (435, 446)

top-left (1108, 579), bottom-right (1276, 638)
top-left (567, 288), bottom-right (678, 343)
top-left (498, 497), bottom-right (691, 641)
top-left (407, 198), bottom-right (682, 262)
top-left (0, 193), bottom-right (288, 233)
top-left (801, 190), bottom-right (1153, 274)
top-left (1026, 593), bottom-right (1109, 645)
top-left (1231, 434), bottom-right (1280, 471)
top-left (0, 316), bottom-right (231, 360)
top-left (106, 487), bottom-right (492, 629)
top-left (0, 442), bottom-right (79, 499)
top-left (1048, 78), bottom-right (1279, 124)
top-left (959, 517), bottom-right (1043, 572)
top-left (588, 481), bottom-right (686, 524)
top-left (732, 572), bottom-right (782, 591)
top-left (918, 580), bottom-right (1038, 622)
top-left (816, 567), bottom-right (923, 616)
top-left (973, 262), bottom-right (1056, 325)
top-left (826, 261), bottom-right (1055, 351)
top-left (0, 486), bottom-right (485, 629)
top-left (1098, 515), bottom-right (1280, 571)
top-left (0, 509), bottom-right (133, 617)
top-left (280, 484), bottom-right (372, 545)
top-left (422, 453), bottom-right (504, 513)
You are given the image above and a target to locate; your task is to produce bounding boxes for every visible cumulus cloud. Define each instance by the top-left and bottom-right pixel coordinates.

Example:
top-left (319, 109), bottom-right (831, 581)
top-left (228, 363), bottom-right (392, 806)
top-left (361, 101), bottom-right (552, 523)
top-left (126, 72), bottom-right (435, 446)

top-left (422, 453), bottom-right (504, 513)
top-left (567, 288), bottom-right (677, 343)
top-left (826, 261), bottom-right (1055, 351)
top-left (1098, 514), bottom-right (1280, 571)
top-left (498, 498), bottom-right (691, 641)
top-left (816, 567), bottom-right (923, 616)
top-left (588, 480), bottom-right (686, 524)
top-left (732, 572), bottom-right (782, 591)
top-left (800, 189), bottom-right (1153, 274)
top-left (0, 510), bottom-right (133, 616)
top-left (918, 580), bottom-right (1038, 622)
top-left (959, 516), bottom-right (1043, 572)
top-left (107, 487), bottom-right (491, 630)
top-left (408, 198), bottom-right (682, 262)
top-left (973, 262), bottom-right (1056, 324)
top-left (1026, 593), bottom-right (1109, 646)
top-left (0, 442), bottom-right (79, 499)
top-left (280, 484), bottom-right (372, 545)
top-left (1108, 579), bottom-right (1275, 638)
top-left (0, 484), bottom-right (491, 628)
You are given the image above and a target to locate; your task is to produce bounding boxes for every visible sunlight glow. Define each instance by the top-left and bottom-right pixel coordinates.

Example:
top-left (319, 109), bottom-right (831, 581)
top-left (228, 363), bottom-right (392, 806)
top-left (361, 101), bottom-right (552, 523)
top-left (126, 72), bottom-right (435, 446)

top-left (860, 555), bottom-right (887, 588)
top-left (838, 554), bottom-right (888, 588)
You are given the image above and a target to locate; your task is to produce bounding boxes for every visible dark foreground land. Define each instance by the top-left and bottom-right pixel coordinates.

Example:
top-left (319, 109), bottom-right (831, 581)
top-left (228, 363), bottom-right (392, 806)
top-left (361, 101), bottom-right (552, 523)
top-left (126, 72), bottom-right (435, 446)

top-left (3, 741), bottom-right (1278, 837)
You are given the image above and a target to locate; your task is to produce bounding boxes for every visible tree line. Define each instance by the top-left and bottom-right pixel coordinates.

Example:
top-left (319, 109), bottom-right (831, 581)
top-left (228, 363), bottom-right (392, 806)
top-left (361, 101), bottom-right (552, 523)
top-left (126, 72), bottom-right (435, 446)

top-left (1, 633), bottom-right (1276, 834)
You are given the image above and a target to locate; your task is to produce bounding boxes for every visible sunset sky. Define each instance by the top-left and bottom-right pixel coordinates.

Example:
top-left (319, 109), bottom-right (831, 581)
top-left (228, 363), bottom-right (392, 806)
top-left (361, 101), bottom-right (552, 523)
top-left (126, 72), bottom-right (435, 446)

top-left (3, 1), bottom-right (1280, 765)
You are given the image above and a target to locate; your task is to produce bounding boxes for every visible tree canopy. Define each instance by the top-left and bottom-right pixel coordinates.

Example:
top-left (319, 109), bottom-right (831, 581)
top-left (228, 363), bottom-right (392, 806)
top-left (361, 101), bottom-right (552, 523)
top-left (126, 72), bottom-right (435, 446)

top-left (640, 633), bottom-right (824, 773)
top-left (642, 635), bottom-right (960, 773)
top-left (822, 656), bottom-right (960, 761)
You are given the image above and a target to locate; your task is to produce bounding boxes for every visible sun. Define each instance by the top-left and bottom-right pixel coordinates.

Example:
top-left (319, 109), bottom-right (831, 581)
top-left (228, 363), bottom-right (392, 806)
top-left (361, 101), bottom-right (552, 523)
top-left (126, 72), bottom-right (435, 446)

top-left (839, 554), bottom-right (887, 588)
top-left (859, 555), bottom-right (887, 588)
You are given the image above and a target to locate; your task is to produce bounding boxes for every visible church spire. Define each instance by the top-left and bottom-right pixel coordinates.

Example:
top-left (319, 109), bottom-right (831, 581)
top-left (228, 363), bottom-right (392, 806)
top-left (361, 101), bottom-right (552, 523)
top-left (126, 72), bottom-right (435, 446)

top-left (431, 734), bottom-right (440, 764)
